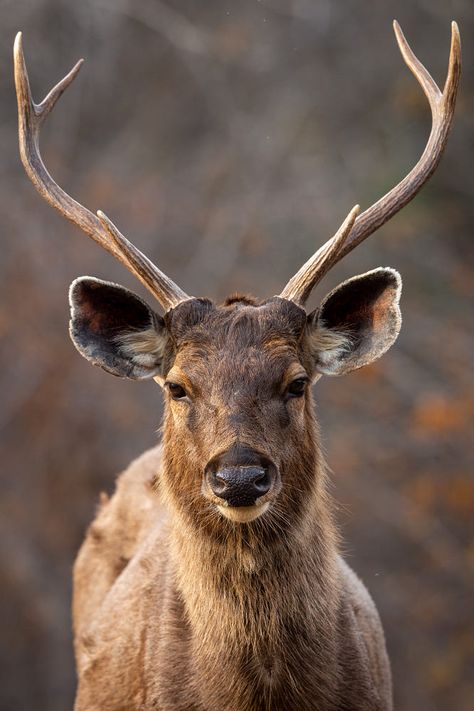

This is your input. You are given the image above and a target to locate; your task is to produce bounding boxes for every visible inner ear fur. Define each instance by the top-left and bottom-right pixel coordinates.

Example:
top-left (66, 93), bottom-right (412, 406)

top-left (308, 267), bottom-right (402, 376)
top-left (69, 277), bottom-right (168, 379)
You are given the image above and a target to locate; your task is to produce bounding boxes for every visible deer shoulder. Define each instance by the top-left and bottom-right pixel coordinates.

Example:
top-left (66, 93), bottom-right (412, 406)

top-left (73, 445), bottom-right (165, 640)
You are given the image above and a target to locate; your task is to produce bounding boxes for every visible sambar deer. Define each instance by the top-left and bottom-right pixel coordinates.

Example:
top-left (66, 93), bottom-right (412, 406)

top-left (14, 21), bottom-right (460, 711)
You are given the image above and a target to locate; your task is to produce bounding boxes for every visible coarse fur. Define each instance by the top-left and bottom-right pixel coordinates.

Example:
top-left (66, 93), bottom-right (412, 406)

top-left (72, 286), bottom-right (397, 711)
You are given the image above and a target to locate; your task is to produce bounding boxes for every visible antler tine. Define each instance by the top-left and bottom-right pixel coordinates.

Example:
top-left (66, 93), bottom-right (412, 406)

top-left (280, 21), bottom-right (461, 306)
top-left (393, 20), bottom-right (441, 109)
top-left (97, 211), bottom-right (189, 307)
top-left (279, 205), bottom-right (360, 305)
top-left (14, 32), bottom-right (190, 311)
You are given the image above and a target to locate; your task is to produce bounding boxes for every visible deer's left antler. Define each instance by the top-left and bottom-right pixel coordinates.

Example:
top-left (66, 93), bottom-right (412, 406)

top-left (280, 21), bottom-right (461, 306)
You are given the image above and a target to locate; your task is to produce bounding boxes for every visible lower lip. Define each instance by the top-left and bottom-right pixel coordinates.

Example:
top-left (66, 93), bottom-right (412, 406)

top-left (216, 502), bottom-right (270, 523)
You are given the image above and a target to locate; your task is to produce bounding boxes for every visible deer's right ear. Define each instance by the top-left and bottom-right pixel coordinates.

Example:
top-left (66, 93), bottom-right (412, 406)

top-left (69, 277), bottom-right (169, 380)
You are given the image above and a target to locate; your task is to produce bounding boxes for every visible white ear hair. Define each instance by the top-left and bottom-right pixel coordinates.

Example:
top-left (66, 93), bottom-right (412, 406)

top-left (115, 328), bottom-right (166, 369)
top-left (308, 325), bottom-right (353, 376)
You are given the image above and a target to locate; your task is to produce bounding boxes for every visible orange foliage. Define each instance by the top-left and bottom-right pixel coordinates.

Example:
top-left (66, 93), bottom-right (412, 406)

top-left (411, 393), bottom-right (473, 435)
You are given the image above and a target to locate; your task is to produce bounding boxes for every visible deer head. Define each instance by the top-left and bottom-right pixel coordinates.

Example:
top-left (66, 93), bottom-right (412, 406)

top-left (14, 23), bottom-right (460, 528)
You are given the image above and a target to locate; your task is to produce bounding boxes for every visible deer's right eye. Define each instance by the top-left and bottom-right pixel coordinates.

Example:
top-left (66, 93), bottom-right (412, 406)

top-left (166, 382), bottom-right (187, 400)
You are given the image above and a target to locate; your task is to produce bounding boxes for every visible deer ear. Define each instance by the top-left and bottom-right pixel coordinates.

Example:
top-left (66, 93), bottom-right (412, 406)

top-left (307, 268), bottom-right (402, 376)
top-left (69, 277), bottom-right (168, 379)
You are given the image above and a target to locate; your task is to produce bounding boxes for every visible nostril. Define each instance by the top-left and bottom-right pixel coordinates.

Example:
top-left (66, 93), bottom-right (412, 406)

top-left (209, 471), bottom-right (228, 496)
top-left (253, 469), bottom-right (271, 494)
top-left (208, 472), bottom-right (228, 496)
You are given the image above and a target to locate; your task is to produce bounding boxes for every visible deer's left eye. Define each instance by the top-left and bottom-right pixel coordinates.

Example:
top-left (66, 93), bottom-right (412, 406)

top-left (286, 377), bottom-right (308, 398)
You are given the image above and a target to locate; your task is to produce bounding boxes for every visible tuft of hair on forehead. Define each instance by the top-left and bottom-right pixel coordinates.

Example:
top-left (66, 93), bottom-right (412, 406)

top-left (223, 293), bottom-right (260, 307)
top-left (163, 295), bottom-right (307, 354)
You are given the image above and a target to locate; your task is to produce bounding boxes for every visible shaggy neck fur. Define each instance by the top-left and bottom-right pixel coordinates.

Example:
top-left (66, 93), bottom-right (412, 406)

top-left (159, 408), bottom-right (344, 710)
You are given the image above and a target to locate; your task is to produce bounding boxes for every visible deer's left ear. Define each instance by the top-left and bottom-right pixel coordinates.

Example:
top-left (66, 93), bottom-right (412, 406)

top-left (307, 268), bottom-right (402, 376)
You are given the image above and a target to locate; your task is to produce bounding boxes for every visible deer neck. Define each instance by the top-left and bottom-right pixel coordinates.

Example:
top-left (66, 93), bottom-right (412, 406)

top-left (161, 445), bottom-right (341, 706)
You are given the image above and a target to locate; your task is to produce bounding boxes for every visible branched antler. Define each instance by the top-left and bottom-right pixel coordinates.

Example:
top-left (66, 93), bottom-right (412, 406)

top-left (280, 21), bottom-right (461, 306)
top-left (14, 32), bottom-right (190, 311)
top-left (14, 22), bottom-right (461, 311)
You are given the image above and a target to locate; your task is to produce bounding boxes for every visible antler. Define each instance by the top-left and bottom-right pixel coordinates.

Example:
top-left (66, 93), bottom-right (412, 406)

top-left (13, 32), bottom-right (190, 311)
top-left (280, 21), bottom-right (461, 306)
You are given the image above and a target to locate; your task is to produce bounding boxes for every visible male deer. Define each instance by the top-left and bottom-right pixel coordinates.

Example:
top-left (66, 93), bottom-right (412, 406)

top-left (14, 21), bottom-right (460, 711)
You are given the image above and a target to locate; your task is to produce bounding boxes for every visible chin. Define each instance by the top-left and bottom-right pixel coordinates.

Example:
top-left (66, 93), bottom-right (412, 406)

top-left (217, 502), bottom-right (270, 523)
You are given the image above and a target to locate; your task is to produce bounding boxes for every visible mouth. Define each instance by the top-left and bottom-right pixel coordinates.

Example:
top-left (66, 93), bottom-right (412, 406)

top-left (216, 501), bottom-right (270, 523)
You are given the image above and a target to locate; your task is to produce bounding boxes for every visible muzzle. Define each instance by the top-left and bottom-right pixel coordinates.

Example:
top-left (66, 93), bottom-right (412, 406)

top-left (204, 444), bottom-right (277, 507)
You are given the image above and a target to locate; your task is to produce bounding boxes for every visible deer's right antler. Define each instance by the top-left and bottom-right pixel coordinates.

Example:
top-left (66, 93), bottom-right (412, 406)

top-left (14, 32), bottom-right (190, 311)
top-left (280, 21), bottom-right (461, 306)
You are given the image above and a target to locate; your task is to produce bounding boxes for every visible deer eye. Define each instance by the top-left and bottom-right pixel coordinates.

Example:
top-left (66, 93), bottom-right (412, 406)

top-left (166, 382), bottom-right (187, 400)
top-left (286, 377), bottom-right (308, 398)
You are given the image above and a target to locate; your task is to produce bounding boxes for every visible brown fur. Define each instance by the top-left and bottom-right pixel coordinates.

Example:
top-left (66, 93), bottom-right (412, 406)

top-left (73, 296), bottom-right (392, 710)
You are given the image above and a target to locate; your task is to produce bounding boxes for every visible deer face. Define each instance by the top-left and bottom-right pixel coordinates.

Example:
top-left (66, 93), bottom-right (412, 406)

top-left (161, 296), bottom-right (309, 524)
top-left (69, 268), bottom-right (401, 526)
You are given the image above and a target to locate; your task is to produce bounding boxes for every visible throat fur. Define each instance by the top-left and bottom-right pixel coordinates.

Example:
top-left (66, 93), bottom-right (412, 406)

top-left (169, 488), bottom-right (341, 711)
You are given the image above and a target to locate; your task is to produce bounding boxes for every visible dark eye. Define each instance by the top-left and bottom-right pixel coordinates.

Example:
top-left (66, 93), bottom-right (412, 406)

top-left (287, 377), bottom-right (308, 398)
top-left (166, 382), bottom-right (187, 400)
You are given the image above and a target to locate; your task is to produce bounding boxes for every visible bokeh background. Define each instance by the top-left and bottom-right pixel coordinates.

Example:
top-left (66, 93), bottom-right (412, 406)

top-left (0, 1), bottom-right (473, 709)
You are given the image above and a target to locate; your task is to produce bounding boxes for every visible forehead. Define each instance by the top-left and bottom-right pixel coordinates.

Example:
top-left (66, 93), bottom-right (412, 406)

top-left (165, 296), bottom-right (307, 373)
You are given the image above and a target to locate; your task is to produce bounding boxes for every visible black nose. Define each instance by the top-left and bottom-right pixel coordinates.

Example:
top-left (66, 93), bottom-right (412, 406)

top-left (205, 444), bottom-right (276, 507)
top-left (208, 466), bottom-right (271, 507)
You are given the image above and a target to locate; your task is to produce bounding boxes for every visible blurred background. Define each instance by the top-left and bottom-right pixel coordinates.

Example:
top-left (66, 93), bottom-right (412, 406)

top-left (0, 0), bottom-right (473, 709)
